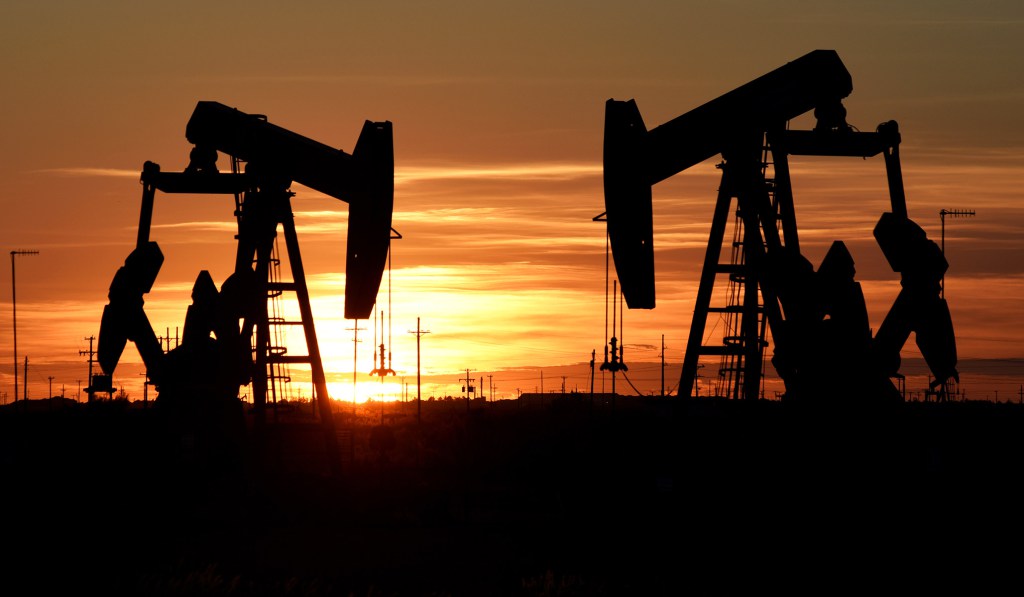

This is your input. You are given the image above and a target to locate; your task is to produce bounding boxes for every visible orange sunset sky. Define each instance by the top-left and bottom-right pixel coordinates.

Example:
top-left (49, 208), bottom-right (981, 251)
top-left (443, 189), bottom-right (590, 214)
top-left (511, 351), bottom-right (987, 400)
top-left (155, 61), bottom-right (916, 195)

top-left (1, 2), bottom-right (1022, 403)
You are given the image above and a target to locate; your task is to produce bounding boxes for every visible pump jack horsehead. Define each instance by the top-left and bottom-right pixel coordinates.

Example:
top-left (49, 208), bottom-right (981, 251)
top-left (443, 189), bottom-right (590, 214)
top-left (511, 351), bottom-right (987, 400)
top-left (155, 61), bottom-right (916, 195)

top-left (603, 49), bottom-right (958, 403)
top-left (95, 101), bottom-right (394, 469)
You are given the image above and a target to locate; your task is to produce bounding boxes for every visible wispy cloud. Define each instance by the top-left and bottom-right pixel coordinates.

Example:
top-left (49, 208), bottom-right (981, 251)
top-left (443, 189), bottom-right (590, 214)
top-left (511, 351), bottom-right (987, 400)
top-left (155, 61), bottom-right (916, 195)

top-left (38, 162), bottom-right (603, 184)
top-left (395, 162), bottom-right (601, 184)
top-left (186, 73), bottom-right (499, 87)
top-left (34, 167), bottom-right (139, 178)
top-left (152, 221), bottom-right (238, 233)
top-left (902, 18), bottom-right (1024, 27)
top-left (879, 90), bottom-right (1024, 107)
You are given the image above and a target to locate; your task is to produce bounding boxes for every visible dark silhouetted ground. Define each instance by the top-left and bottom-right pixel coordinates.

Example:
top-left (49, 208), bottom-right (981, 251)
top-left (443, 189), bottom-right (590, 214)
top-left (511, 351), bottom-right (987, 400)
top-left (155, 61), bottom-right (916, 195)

top-left (2, 394), bottom-right (1023, 595)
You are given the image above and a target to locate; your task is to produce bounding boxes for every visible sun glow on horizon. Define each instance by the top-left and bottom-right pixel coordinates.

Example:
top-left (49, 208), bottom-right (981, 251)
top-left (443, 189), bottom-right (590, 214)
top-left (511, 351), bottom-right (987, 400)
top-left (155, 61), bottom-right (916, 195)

top-left (324, 379), bottom-right (407, 403)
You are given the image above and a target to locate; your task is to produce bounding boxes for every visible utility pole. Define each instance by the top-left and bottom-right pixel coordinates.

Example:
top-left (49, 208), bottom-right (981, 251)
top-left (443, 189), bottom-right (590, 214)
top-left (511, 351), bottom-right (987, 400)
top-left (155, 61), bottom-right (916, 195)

top-left (939, 208), bottom-right (976, 299)
top-left (589, 349), bottom-right (596, 398)
top-left (23, 357), bottom-right (28, 400)
top-left (660, 334), bottom-right (665, 398)
top-left (488, 375), bottom-right (493, 401)
top-left (48, 375), bottom-right (54, 399)
top-left (408, 317), bottom-right (430, 424)
top-left (461, 369), bottom-right (475, 413)
top-left (80, 336), bottom-right (97, 403)
top-left (345, 320), bottom-right (365, 412)
top-left (11, 249), bottom-right (39, 402)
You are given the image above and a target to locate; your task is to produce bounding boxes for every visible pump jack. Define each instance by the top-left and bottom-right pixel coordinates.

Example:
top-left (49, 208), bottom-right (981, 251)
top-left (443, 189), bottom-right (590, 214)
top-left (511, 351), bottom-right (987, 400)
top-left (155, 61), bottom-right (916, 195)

top-left (96, 101), bottom-right (394, 472)
top-left (603, 50), bottom-right (958, 402)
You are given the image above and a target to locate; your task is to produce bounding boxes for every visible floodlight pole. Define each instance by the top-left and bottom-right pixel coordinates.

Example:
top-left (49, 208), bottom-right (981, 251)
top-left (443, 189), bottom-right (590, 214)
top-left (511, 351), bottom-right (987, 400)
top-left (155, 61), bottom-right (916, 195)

top-left (939, 208), bottom-right (976, 299)
top-left (11, 250), bottom-right (39, 402)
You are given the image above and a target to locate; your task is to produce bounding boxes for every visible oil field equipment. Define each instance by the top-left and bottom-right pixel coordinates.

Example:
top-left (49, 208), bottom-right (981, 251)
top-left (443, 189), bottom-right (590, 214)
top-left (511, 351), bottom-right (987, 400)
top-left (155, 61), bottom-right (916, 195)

top-left (95, 101), bottom-right (394, 470)
top-left (602, 50), bottom-right (958, 402)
